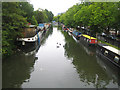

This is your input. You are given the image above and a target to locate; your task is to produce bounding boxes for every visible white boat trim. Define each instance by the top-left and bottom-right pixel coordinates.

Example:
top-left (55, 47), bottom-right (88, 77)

top-left (17, 31), bottom-right (43, 42)
top-left (103, 46), bottom-right (120, 56)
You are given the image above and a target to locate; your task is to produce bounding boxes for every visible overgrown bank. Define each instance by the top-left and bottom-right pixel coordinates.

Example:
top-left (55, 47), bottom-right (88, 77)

top-left (2, 2), bottom-right (54, 58)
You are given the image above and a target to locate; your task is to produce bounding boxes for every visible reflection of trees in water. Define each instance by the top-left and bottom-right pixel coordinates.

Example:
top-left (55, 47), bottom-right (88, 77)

top-left (62, 31), bottom-right (118, 88)
top-left (2, 26), bottom-right (54, 88)
top-left (2, 52), bottom-right (36, 88)
top-left (40, 26), bottom-right (53, 46)
top-left (57, 26), bottom-right (62, 30)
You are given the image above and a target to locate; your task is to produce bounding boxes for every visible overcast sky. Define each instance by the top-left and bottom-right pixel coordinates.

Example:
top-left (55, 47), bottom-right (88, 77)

top-left (30, 0), bottom-right (80, 16)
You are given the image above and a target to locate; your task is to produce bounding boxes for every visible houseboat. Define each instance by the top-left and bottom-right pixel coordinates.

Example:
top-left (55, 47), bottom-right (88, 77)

top-left (80, 34), bottom-right (98, 45)
top-left (72, 30), bottom-right (82, 40)
top-left (17, 25), bottom-right (43, 46)
top-left (96, 43), bottom-right (120, 68)
top-left (79, 41), bottom-right (95, 56)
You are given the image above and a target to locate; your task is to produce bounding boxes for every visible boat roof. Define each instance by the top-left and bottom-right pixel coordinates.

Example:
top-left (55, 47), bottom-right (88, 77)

top-left (82, 34), bottom-right (96, 39)
top-left (29, 25), bottom-right (36, 28)
top-left (103, 46), bottom-right (120, 56)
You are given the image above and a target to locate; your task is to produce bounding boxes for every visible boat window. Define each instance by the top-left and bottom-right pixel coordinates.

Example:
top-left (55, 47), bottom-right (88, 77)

top-left (104, 50), bottom-right (108, 56)
top-left (84, 38), bottom-right (86, 41)
top-left (114, 56), bottom-right (119, 63)
top-left (95, 40), bottom-right (97, 43)
top-left (87, 39), bottom-right (89, 42)
top-left (89, 40), bottom-right (91, 42)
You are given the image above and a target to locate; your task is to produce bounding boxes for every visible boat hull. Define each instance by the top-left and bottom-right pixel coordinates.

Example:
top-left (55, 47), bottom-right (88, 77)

top-left (96, 44), bottom-right (120, 68)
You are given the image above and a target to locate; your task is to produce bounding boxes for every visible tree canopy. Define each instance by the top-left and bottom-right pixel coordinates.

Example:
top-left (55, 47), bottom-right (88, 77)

top-left (58, 2), bottom-right (120, 36)
top-left (34, 8), bottom-right (54, 24)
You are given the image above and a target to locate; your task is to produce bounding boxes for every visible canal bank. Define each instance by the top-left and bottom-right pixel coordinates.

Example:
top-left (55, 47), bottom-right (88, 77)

top-left (2, 27), bottom-right (120, 89)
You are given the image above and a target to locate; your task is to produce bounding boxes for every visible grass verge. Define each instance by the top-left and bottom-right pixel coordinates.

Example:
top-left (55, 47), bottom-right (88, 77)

top-left (98, 40), bottom-right (120, 50)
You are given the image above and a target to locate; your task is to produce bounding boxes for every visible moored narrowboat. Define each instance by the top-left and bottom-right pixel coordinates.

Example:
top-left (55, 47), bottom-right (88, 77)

top-left (72, 30), bottom-right (82, 40)
top-left (96, 43), bottom-right (120, 68)
top-left (80, 34), bottom-right (98, 45)
top-left (17, 25), bottom-right (44, 45)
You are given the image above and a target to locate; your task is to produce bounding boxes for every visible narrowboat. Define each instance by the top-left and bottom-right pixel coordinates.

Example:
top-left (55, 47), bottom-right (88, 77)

top-left (38, 23), bottom-right (44, 30)
top-left (64, 28), bottom-right (69, 32)
top-left (79, 42), bottom-right (95, 56)
top-left (62, 25), bottom-right (69, 32)
top-left (72, 30), bottom-right (82, 40)
top-left (80, 34), bottom-right (98, 45)
top-left (17, 25), bottom-right (44, 47)
top-left (96, 43), bottom-right (120, 68)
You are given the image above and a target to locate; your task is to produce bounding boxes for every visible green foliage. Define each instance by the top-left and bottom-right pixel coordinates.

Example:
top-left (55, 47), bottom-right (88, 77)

top-left (19, 2), bottom-right (34, 23)
top-left (34, 8), bottom-right (54, 23)
top-left (53, 16), bottom-right (59, 21)
top-left (59, 2), bottom-right (119, 35)
top-left (59, 4), bottom-right (81, 28)
top-left (44, 9), bottom-right (54, 22)
top-left (31, 15), bottom-right (38, 25)
top-left (98, 40), bottom-right (120, 50)
top-left (2, 2), bottom-right (54, 58)
top-left (2, 2), bottom-right (28, 58)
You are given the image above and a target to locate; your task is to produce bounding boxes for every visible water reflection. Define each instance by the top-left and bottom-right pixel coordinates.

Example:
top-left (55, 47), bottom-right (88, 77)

top-left (62, 31), bottom-right (119, 88)
top-left (2, 27), bottom-right (53, 88)
top-left (2, 52), bottom-right (36, 88)
top-left (2, 27), bottom-right (119, 88)
top-left (40, 26), bottom-right (53, 46)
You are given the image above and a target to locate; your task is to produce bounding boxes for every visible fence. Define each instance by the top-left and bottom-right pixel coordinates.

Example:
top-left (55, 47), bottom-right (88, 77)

top-left (97, 35), bottom-right (120, 48)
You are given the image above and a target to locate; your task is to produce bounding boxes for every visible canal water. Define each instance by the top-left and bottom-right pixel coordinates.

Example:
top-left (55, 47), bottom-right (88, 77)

top-left (2, 27), bottom-right (120, 88)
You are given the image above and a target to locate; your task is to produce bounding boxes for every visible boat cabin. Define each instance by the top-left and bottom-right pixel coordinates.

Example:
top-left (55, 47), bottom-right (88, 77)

top-left (72, 30), bottom-right (82, 40)
top-left (22, 25), bottom-right (37, 38)
top-left (81, 34), bottom-right (98, 44)
top-left (97, 44), bottom-right (120, 68)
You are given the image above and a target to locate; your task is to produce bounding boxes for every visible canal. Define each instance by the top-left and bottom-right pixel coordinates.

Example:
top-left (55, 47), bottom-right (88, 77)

top-left (2, 27), bottom-right (120, 88)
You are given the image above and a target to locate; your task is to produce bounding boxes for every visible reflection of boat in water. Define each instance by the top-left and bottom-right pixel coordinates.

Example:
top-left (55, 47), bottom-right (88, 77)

top-left (96, 55), bottom-right (119, 82)
top-left (96, 44), bottom-right (120, 88)
top-left (96, 55), bottom-right (120, 89)
top-left (79, 41), bottom-right (95, 56)
top-left (62, 29), bottom-right (119, 88)
top-left (23, 40), bottom-right (41, 56)
top-left (96, 43), bottom-right (120, 68)
top-left (2, 25), bottom-right (53, 88)
top-left (22, 25), bottom-right (53, 56)
top-left (23, 48), bottom-right (37, 56)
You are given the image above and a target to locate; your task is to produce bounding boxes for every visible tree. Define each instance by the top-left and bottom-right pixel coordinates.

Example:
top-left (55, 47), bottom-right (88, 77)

top-left (19, 2), bottom-right (34, 23)
top-left (59, 4), bottom-right (81, 28)
top-left (34, 9), bottom-right (45, 23)
top-left (44, 9), bottom-right (54, 22)
top-left (2, 2), bottom-right (27, 58)
top-left (61, 2), bottom-right (119, 36)
top-left (34, 9), bottom-right (54, 24)
top-left (31, 15), bottom-right (38, 25)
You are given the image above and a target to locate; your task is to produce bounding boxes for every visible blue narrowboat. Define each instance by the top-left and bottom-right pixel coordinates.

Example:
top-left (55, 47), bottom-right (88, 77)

top-left (72, 30), bottom-right (82, 40)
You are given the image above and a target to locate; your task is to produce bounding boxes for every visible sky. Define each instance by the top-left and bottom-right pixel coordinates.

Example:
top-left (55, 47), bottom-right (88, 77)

top-left (30, 0), bottom-right (80, 16)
